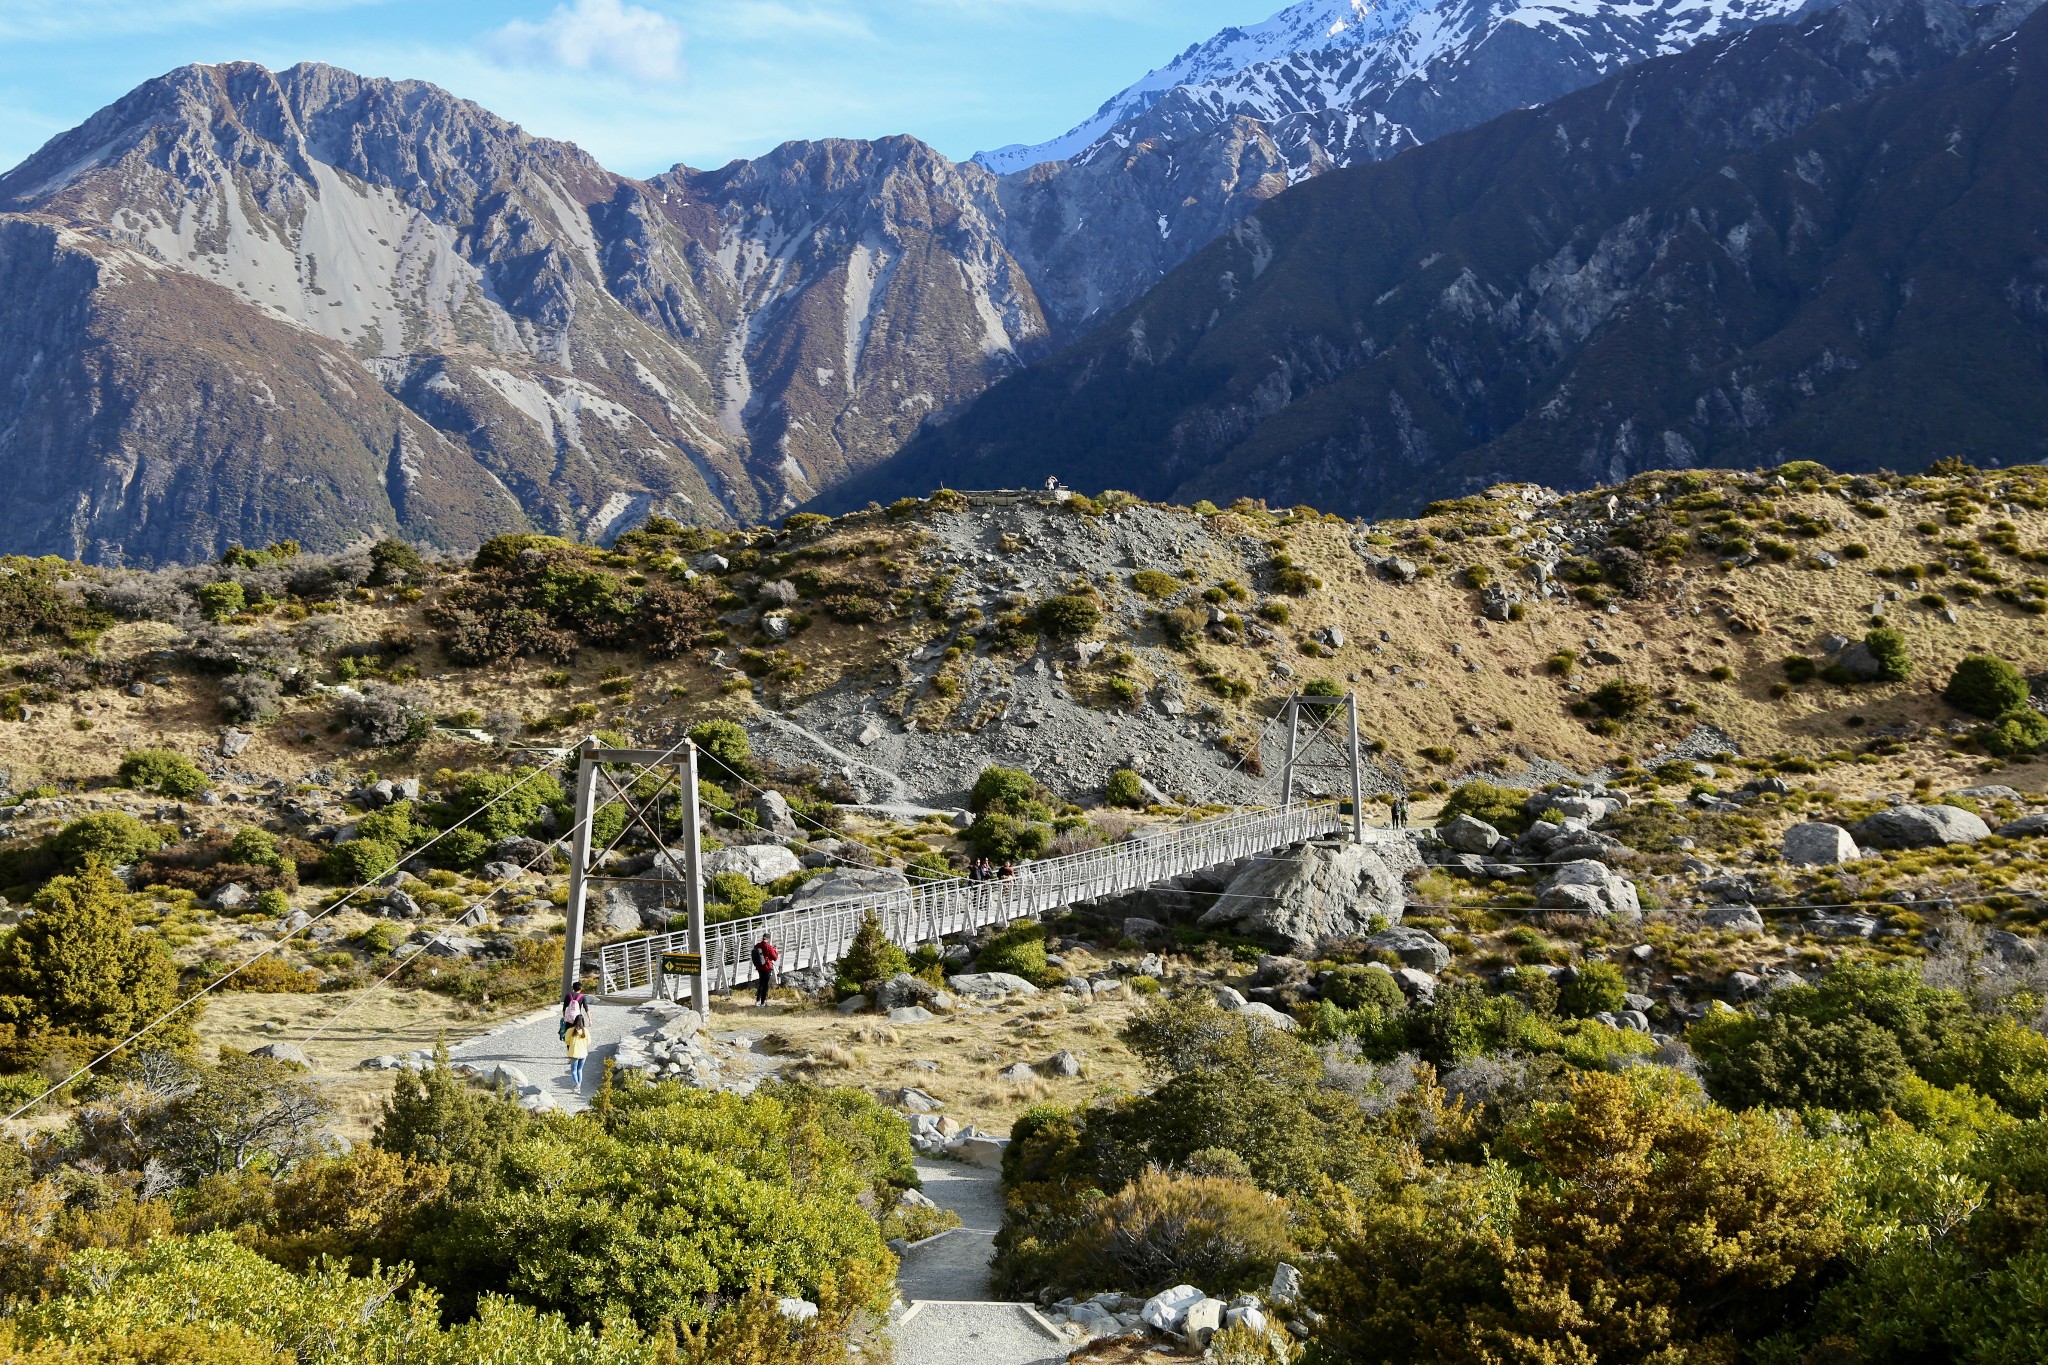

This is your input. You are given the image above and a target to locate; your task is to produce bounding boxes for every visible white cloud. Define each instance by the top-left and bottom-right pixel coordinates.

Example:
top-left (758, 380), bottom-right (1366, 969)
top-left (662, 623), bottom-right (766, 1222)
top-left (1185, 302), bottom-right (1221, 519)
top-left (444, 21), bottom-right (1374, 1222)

top-left (482, 0), bottom-right (683, 83)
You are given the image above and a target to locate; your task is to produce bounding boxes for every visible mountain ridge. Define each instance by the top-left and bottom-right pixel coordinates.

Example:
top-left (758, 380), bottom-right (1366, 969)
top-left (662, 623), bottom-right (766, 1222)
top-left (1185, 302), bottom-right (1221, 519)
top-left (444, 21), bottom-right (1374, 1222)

top-left (823, 0), bottom-right (2048, 518)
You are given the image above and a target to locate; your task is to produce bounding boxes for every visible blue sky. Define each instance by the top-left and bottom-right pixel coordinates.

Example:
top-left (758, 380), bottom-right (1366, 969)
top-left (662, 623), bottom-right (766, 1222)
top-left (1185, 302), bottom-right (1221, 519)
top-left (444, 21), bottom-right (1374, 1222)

top-left (0, 0), bottom-right (1268, 176)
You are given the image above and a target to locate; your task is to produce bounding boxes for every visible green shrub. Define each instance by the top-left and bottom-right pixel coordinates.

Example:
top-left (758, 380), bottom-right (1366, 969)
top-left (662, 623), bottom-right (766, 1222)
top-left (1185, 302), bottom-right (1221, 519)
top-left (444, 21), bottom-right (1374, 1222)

top-left (975, 921), bottom-right (1050, 980)
top-left (1130, 570), bottom-right (1180, 600)
top-left (195, 581), bottom-right (247, 622)
top-left (429, 828), bottom-right (490, 871)
top-left (1439, 781), bottom-right (1532, 835)
top-left (1318, 965), bottom-right (1406, 1013)
top-left (437, 767), bottom-right (563, 843)
top-left (1256, 601), bottom-right (1290, 625)
top-left (1590, 679), bottom-right (1652, 719)
top-left (1981, 705), bottom-right (2048, 757)
top-left (1160, 605), bottom-right (1207, 648)
top-left (1105, 769), bottom-right (1145, 809)
top-left (226, 826), bottom-right (285, 871)
top-left (117, 748), bottom-right (210, 798)
top-left (688, 720), bottom-right (752, 777)
top-left (0, 866), bottom-right (189, 1069)
top-left (1558, 962), bottom-right (1628, 1019)
top-left (325, 839), bottom-right (400, 885)
top-left (971, 765), bottom-right (1045, 815)
top-left (1944, 654), bottom-right (2029, 719)
top-left (1781, 656), bottom-right (1817, 684)
top-left (1036, 594), bottom-right (1102, 641)
top-left (1546, 650), bottom-right (1577, 676)
top-left (254, 888), bottom-right (292, 919)
top-left (51, 812), bottom-right (162, 869)
top-left (1865, 626), bottom-right (1912, 682)
top-left (836, 909), bottom-right (911, 998)
top-left (1302, 678), bottom-right (1344, 699)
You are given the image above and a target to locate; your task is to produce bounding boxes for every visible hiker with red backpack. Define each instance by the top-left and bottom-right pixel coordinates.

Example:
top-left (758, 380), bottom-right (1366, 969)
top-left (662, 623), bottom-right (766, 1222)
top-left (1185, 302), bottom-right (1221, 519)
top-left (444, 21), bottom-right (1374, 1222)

top-left (751, 933), bottom-right (780, 1007)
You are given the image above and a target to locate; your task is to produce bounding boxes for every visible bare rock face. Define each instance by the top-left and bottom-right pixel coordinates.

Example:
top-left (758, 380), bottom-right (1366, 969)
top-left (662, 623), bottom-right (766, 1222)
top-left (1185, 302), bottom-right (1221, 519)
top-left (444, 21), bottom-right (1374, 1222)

top-left (1197, 839), bottom-right (1406, 953)
top-left (702, 844), bottom-right (803, 886)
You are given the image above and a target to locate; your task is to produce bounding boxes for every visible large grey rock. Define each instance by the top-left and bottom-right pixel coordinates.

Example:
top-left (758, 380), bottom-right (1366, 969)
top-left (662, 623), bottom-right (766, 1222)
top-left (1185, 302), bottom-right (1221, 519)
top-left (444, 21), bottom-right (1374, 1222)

top-left (1852, 804), bottom-right (1991, 849)
top-left (1122, 916), bottom-right (1170, 942)
top-left (1701, 904), bottom-right (1766, 934)
top-left (1197, 840), bottom-right (1406, 953)
top-left (592, 889), bottom-right (645, 933)
top-left (703, 842), bottom-right (803, 885)
top-left (1043, 1050), bottom-right (1083, 1077)
top-left (1141, 1286), bottom-right (1205, 1331)
top-left (1536, 860), bottom-right (1642, 919)
top-left (250, 1041), bottom-right (311, 1067)
top-left (1783, 823), bottom-right (1859, 865)
top-left (754, 790), bottom-right (798, 833)
top-left (1989, 930), bottom-right (2041, 964)
top-left (1211, 985), bottom-right (1249, 1010)
top-left (788, 866), bottom-right (911, 909)
top-left (1238, 1002), bottom-right (1298, 1031)
top-left (947, 971), bottom-right (1039, 999)
top-left (207, 882), bottom-right (253, 911)
top-left (875, 972), bottom-right (937, 1010)
top-left (1998, 812), bottom-right (2048, 837)
top-left (1365, 926), bottom-right (1451, 973)
top-left (1392, 968), bottom-right (1438, 1004)
top-left (888, 1006), bottom-right (934, 1025)
top-left (1439, 814), bottom-right (1503, 856)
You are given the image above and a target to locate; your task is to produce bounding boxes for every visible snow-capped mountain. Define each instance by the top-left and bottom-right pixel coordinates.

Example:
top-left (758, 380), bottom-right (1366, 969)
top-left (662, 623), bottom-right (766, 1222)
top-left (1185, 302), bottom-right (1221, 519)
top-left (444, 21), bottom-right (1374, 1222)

top-left (978, 0), bottom-right (1820, 175)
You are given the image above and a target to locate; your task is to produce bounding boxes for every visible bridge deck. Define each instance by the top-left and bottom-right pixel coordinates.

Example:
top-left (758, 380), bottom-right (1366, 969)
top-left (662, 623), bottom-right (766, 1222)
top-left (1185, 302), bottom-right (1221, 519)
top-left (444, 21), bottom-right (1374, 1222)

top-left (599, 803), bottom-right (1363, 998)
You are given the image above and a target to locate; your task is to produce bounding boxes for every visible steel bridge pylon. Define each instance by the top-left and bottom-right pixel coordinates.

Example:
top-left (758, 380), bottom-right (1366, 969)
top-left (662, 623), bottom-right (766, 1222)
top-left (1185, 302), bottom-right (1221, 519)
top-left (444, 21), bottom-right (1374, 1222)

top-left (1277, 691), bottom-right (1367, 844)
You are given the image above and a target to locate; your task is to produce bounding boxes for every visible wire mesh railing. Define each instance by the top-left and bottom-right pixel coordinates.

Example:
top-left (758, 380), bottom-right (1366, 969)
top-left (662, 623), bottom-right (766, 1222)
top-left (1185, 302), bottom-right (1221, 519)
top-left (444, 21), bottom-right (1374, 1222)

top-left (597, 802), bottom-right (1359, 998)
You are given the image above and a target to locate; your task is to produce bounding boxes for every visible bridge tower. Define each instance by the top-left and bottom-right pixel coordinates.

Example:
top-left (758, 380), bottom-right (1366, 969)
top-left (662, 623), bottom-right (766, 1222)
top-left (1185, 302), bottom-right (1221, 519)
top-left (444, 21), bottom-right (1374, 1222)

top-left (561, 739), bottom-right (709, 1012)
top-left (1277, 691), bottom-right (1368, 843)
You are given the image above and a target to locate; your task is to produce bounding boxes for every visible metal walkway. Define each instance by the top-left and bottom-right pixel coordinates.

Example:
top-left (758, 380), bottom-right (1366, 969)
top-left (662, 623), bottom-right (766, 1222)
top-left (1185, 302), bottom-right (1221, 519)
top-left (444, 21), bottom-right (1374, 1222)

top-left (597, 801), bottom-right (1359, 998)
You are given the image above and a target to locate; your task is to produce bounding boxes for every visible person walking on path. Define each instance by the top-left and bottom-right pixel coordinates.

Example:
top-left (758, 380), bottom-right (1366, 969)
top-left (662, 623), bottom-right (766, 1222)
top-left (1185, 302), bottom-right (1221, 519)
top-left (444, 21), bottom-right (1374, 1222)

top-left (751, 933), bottom-right (780, 1007)
top-left (559, 980), bottom-right (587, 1041)
top-left (565, 1017), bottom-right (590, 1087)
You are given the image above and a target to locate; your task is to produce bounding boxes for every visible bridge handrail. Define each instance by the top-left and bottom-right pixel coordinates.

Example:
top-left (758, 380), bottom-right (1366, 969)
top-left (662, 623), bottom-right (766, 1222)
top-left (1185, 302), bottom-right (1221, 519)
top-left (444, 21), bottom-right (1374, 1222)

top-left (596, 802), bottom-right (1351, 997)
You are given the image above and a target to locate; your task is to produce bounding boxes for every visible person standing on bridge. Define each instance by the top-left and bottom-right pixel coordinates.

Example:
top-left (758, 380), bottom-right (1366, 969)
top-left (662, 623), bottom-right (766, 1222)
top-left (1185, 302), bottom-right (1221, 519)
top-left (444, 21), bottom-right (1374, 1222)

top-left (564, 1016), bottom-right (591, 1088)
top-left (751, 932), bottom-right (781, 1007)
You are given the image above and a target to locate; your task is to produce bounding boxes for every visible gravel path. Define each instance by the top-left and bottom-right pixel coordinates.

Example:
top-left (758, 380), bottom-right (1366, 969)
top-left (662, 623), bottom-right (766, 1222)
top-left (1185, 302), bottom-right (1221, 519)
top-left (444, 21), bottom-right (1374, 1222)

top-left (893, 1157), bottom-right (1066, 1365)
top-left (446, 1001), bottom-right (634, 1113)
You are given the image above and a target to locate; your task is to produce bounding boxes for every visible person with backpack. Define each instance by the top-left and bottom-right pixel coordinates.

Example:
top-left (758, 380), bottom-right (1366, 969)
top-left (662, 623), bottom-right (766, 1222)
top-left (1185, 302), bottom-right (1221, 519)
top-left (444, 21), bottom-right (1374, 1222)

top-left (751, 933), bottom-right (780, 1007)
top-left (565, 1017), bottom-right (590, 1087)
top-left (559, 980), bottom-right (587, 1041)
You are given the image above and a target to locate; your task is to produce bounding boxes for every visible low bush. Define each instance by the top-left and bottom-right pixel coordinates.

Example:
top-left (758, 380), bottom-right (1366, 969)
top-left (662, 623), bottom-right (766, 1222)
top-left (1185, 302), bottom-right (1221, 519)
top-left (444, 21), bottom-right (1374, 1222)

top-left (117, 748), bottom-right (210, 798)
top-left (1439, 781), bottom-right (1532, 835)
top-left (50, 812), bottom-right (162, 870)
top-left (1589, 679), bottom-right (1652, 720)
top-left (1944, 654), bottom-right (2029, 719)
top-left (1105, 769), bottom-right (1145, 809)
top-left (1036, 594), bottom-right (1102, 642)
top-left (1319, 965), bottom-right (1407, 1013)
top-left (1864, 626), bottom-right (1912, 682)
top-left (1557, 961), bottom-right (1627, 1019)
top-left (1056, 1167), bottom-right (1292, 1297)
top-left (975, 921), bottom-right (1051, 981)
top-left (1130, 570), bottom-right (1180, 600)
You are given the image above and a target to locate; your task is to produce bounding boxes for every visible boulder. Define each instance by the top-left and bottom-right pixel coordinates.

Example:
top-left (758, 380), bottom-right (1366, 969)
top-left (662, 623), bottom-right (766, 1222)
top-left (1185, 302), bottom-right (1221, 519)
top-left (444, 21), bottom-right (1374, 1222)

top-left (897, 1087), bottom-right (942, 1113)
top-left (1832, 641), bottom-right (1886, 681)
top-left (1997, 812), bottom-right (2048, 837)
top-left (1393, 968), bottom-right (1438, 1004)
top-left (1253, 955), bottom-right (1308, 987)
top-left (1727, 971), bottom-right (1767, 1000)
top-left (425, 934), bottom-right (484, 959)
top-left (1783, 823), bottom-right (1860, 866)
top-left (1701, 904), bottom-right (1766, 934)
top-left (1198, 840), bottom-right (1407, 953)
top-left (1535, 860), bottom-right (1642, 919)
top-left (777, 1299), bottom-right (819, 1323)
top-left (1238, 1002), bottom-right (1299, 1031)
top-left (480, 861), bottom-right (528, 882)
top-left (1181, 1298), bottom-right (1226, 1347)
top-left (754, 790), bottom-right (799, 833)
top-left (1989, 930), bottom-right (2041, 964)
top-left (1043, 1050), bottom-right (1083, 1078)
top-left (250, 1041), bottom-right (311, 1067)
top-left (788, 867), bottom-right (911, 909)
top-left (493, 836), bottom-right (552, 865)
top-left (1122, 916), bottom-right (1170, 942)
top-left (208, 882), bottom-right (253, 911)
top-left (1141, 1285), bottom-right (1206, 1332)
top-left (1852, 804), bottom-right (1991, 849)
top-left (949, 1134), bottom-right (1007, 1169)
top-left (592, 889), bottom-right (644, 933)
top-left (704, 843), bottom-right (803, 885)
top-left (1365, 926), bottom-right (1451, 974)
top-left (1439, 814), bottom-right (1504, 856)
top-left (998, 1062), bottom-right (1037, 1084)
top-left (875, 972), bottom-right (937, 1011)
top-left (1270, 1263), bottom-right (1302, 1307)
top-left (1211, 985), bottom-right (1249, 1011)
top-left (654, 1010), bottom-right (704, 1041)
top-left (888, 1006), bottom-right (934, 1025)
top-left (948, 972), bottom-right (1039, 1000)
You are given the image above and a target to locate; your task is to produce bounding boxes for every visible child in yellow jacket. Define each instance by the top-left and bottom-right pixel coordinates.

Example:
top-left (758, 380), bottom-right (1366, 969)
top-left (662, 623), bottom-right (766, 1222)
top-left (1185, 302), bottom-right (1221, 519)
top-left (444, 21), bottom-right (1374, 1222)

top-left (565, 1019), bottom-right (590, 1087)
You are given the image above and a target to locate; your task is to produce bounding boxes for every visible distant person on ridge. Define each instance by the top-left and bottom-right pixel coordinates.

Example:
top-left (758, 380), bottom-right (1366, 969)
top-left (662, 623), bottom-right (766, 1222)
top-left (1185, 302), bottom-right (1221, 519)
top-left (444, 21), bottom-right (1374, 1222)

top-left (751, 932), bottom-right (780, 1007)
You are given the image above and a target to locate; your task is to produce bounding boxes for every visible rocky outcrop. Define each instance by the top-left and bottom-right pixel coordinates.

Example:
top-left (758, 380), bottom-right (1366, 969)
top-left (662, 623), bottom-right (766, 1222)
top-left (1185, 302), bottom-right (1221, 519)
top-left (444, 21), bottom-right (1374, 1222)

top-left (1197, 839), bottom-right (1407, 952)
top-left (1852, 804), bottom-right (1993, 849)
top-left (1536, 860), bottom-right (1642, 920)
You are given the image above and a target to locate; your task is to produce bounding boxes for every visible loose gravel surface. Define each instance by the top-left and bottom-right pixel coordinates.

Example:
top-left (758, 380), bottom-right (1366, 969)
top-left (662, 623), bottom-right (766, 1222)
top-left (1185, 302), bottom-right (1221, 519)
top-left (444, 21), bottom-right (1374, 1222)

top-left (893, 1157), bottom-right (1067, 1365)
